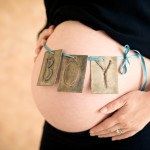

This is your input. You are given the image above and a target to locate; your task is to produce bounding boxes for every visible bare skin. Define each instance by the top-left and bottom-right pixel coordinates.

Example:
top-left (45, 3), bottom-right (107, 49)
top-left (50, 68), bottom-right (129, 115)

top-left (90, 90), bottom-right (150, 140)
top-left (32, 20), bottom-right (150, 140)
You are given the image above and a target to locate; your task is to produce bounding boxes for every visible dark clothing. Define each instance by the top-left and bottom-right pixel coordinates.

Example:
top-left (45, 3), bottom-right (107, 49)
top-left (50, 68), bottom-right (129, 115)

top-left (41, 0), bottom-right (150, 58)
top-left (40, 121), bottom-right (150, 150)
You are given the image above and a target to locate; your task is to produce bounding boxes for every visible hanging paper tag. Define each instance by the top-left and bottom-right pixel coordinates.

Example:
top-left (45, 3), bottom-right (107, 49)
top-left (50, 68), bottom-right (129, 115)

top-left (91, 56), bottom-right (118, 94)
top-left (57, 55), bottom-right (87, 93)
top-left (37, 50), bottom-right (62, 86)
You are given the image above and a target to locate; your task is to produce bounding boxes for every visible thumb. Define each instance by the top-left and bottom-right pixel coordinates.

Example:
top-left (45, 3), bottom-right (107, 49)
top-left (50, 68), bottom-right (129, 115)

top-left (99, 96), bottom-right (127, 114)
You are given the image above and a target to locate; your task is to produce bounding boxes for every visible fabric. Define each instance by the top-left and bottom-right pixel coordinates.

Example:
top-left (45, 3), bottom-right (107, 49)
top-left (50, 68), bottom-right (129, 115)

top-left (39, 121), bottom-right (150, 149)
top-left (39, 0), bottom-right (150, 59)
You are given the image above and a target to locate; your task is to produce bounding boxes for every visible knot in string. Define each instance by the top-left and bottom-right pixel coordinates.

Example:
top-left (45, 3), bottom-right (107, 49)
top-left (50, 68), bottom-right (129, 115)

top-left (119, 45), bottom-right (131, 74)
top-left (119, 44), bottom-right (148, 91)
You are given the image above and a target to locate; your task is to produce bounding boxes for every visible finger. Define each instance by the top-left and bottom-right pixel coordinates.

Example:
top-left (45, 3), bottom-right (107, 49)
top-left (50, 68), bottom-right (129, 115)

top-left (112, 131), bottom-right (136, 141)
top-left (99, 96), bottom-right (127, 114)
top-left (37, 39), bottom-right (47, 48)
top-left (35, 39), bottom-right (46, 54)
top-left (48, 25), bottom-right (55, 29)
top-left (36, 25), bottom-right (55, 55)
top-left (38, 29), bottom-right (49, 42)
top-left (95, 123), bottom-right (121, 135)
top-left (98, 128), bottom-right (129, 138)
top-left (35, 48), bottom-right (41, 55)
top-left (38, 26), bottom-right (54, 42)
top-left (90, 117), bottom-right (117, 135)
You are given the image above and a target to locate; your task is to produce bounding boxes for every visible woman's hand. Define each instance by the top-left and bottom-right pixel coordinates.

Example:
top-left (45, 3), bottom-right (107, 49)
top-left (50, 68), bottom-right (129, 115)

top-left (89, 90), bottom-right (150, 141)
top-left (34, 25), bottom-right (55, 62)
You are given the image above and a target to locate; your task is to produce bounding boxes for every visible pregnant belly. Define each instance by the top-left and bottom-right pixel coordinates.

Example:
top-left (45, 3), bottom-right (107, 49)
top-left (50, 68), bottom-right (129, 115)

top-left (31, 20), bottom-right (150, 132)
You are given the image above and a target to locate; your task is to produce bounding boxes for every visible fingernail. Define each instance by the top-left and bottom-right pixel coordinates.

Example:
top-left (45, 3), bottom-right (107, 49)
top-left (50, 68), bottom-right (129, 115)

top-left (100, 108), bottom-right (108, 113)
top-left (49, 25), bottom-right (54, 29)
top-left (89, 130), bottom-right (95, 135)
top-left (90, 133), bottom-right (95, 136)
top-left (49, 25), bottom-right (53, 29)
top-left (112, 138), bottom-right (116, 141)
top-left (98, 136), bottom-right (102, 138)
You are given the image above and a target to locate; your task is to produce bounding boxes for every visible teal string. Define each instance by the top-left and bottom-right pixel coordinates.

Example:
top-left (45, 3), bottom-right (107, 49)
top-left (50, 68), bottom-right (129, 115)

top-left (44, 45), bottom-right (104, 61)
top-left (118, 45), bottom-right (148, 91)
top-left (44, 44), bottom-right (148, 91)
top-left (118, 45), bottom-right (131, 74)
top-left (44, 45), bottom-right (55, 55)
top-left (87, 56), bottom-right (104, 61)
top-left (44, 45), bottom-right (75, 58)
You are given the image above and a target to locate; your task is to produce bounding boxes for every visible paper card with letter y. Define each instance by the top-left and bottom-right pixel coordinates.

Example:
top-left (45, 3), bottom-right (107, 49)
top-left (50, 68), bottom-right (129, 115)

top-left (91, 56), bottom-right (118, 94)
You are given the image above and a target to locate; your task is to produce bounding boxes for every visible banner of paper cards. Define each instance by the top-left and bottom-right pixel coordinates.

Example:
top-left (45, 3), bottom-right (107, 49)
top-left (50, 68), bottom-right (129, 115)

top-left (37, 50), bottom-right (118, 94)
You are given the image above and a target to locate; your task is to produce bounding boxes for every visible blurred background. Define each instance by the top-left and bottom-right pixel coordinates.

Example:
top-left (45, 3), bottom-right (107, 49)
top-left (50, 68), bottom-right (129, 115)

top-left (0, 0), bottom-right (46, 149)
